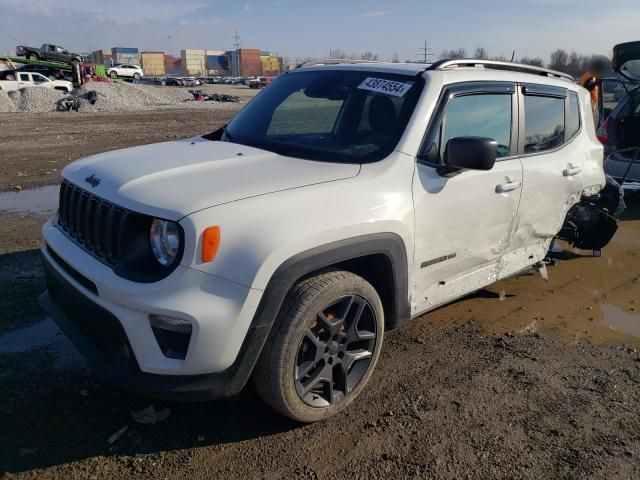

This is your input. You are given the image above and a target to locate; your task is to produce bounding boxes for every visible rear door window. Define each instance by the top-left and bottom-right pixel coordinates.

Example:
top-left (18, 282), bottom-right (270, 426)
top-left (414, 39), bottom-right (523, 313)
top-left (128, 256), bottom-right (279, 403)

top-left (566, 92), bottom-right (581, 140)
top-left (523, 95), bottom-right (565, 153)
top-left (19, 73), bottom-right (29, 81)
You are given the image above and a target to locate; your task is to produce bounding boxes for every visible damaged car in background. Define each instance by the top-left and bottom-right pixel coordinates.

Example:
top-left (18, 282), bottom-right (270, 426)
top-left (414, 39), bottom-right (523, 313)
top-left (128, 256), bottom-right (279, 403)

top-left (600, 41), bottom-right (640, 191)
top-left (38, 58), bottom-right (623, 423)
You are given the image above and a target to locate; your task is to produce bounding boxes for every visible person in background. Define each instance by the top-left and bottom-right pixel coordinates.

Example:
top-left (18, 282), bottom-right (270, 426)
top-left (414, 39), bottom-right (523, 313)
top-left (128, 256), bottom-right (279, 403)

top-left (578, 55), bottom-right (610, 124)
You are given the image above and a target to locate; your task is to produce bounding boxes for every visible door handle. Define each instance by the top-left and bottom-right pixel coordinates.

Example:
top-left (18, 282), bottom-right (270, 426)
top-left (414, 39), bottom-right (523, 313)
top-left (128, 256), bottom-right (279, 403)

top-left (495, 181), bottom-right (521, 193)
top-left (563, 165), bottom-right (582, 176)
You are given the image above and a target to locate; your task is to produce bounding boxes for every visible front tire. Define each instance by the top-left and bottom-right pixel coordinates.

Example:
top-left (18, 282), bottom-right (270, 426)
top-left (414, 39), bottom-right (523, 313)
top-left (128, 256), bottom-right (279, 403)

top-left (253, 270), bottom-right (384, 422)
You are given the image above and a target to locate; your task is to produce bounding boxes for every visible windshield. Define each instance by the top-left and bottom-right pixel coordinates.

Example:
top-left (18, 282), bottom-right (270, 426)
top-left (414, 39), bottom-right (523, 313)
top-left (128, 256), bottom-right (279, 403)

top-left (222, 69), bottom-right (423, 162)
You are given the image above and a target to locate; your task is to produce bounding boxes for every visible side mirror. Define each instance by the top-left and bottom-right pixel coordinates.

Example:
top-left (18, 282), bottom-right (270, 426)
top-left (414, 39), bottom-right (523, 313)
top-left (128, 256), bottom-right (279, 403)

top-left (444, 136), bottom-right (497, 171)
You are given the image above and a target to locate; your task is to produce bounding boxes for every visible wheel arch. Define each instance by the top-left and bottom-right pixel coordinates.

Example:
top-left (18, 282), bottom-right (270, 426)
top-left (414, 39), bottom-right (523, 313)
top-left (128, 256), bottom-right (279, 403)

top-left (254, 233), bottom-right (410, 331)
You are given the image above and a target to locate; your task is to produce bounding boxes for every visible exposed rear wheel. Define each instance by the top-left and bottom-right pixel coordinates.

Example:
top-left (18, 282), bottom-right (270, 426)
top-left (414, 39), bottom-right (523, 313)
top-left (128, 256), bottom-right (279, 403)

top-left (133, 73), bottom-right (141, 80)
top-left (109, 71), bottom-right (118, 78)
top-left (253, 270), bottom-right (384, 422)
top-left (27, 53), bottom-right (38, 60)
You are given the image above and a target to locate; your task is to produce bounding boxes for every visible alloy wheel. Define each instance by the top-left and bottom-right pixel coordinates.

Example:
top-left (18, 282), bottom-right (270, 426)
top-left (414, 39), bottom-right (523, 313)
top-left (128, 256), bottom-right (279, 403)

top-left (294, 295), bottom-right (378, 407)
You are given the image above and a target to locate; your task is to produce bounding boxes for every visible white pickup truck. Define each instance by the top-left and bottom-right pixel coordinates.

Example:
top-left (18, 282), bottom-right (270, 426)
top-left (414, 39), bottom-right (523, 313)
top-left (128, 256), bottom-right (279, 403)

top-left (0, 71), bottom-right (72, 93)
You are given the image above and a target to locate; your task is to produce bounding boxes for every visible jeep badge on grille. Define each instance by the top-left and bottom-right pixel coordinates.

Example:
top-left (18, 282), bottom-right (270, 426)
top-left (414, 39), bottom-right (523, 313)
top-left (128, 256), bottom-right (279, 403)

top-left (85, 174), bottom-right (101, 188)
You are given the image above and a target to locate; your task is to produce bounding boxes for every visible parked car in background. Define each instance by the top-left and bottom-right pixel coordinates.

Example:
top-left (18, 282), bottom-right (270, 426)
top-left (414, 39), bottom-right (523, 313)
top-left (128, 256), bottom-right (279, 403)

top-left (600, 41), bottom-right (640, 188)
top-left (181, 77), bottom-right (202, 87)
top-left (39, 59), bottom-right (617, 423)
top-left (164, 77), bottom-right (184, 87)
top-left (16, 44), bottom-right (83, 64)
top-left (107, 64), bottom-right (144, 80)
top-left (248, 76), bottom-right (274, 89)
top-left (0, 71), bottom-right (72, 92)
top-left (133, 77), bottom-right (165, 86)
top-left (0, 64), bottom-right (67, 81)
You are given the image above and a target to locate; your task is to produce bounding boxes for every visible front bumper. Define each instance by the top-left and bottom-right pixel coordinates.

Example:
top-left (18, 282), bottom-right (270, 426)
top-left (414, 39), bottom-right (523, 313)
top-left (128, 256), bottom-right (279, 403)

top-left (40, 252), bottom-right (271, 400)
top-left (40, 218), bottom-right (273, 400)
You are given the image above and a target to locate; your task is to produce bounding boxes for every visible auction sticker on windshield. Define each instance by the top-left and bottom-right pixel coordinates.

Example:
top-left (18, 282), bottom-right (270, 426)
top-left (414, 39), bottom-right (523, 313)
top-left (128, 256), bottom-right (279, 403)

top-left (358, 77), bottom-right (414, 97)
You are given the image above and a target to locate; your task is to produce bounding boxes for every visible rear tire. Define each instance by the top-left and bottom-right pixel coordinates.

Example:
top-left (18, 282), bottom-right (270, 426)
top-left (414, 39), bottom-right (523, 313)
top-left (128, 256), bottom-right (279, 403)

top-left (109, 71), bottom-right (118, 78)
top-left (27, 53), bottom-right (38, 60)
top-left (5, 74), bottom-right (15, 81)
top-left (253, 270), bottom-right (384, 423)
top-left (133, 73), bottom-right (141, 80)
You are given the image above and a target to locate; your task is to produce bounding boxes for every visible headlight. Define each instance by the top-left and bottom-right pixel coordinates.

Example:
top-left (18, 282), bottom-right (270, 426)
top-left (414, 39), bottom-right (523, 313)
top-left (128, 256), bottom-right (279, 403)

top-left (149, 219), bottom-right (181, 266)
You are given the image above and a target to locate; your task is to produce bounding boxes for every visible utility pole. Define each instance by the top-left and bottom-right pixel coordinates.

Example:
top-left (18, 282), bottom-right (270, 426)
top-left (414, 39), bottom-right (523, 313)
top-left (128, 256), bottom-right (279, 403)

top-left (234, 29), bottom-right (241, 76)
top-left (418, 41), bottom-right (433, 64)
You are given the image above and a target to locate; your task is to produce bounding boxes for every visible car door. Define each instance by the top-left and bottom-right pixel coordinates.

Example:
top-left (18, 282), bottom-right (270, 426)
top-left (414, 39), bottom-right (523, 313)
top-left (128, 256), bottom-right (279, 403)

top-left (411, 82), bottom-right (523, 314)
top-left (31, 73), bottom-right (47, 86)
top-left (17, 72), bottom-right (32, 88)
top-left (53, 46), bottom-right (65, 62)
top-left (509, 84), bottom-right (586, 265)
top-left (45, 45), bottom-right (56, 61)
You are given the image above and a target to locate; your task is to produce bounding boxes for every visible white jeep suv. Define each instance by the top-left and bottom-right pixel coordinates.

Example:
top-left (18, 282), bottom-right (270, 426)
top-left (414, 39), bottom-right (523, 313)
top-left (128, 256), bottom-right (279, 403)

top-left (40, 59), bottom-right (614, 422)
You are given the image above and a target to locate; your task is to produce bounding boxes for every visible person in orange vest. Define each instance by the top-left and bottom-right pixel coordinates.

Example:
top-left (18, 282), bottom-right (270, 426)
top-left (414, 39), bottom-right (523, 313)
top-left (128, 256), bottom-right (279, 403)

top-left (578, 56), bottom-right (609, 124)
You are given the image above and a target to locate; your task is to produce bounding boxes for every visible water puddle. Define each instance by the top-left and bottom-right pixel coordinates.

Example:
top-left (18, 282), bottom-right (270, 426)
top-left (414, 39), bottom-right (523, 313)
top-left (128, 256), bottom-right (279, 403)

top-left (600, 304), bottom-right (640, 337)
top-left (0, 185), bottom-right (58, 216)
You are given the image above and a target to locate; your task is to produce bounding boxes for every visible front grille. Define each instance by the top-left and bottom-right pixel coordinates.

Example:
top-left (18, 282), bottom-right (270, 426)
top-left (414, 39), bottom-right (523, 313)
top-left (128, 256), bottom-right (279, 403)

top-left (57, 180), bottom-right (127, 265)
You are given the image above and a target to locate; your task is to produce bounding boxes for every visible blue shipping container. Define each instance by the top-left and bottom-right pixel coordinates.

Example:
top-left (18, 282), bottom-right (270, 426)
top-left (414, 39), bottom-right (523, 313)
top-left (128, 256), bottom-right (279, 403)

top-left (112, 47), bottom-right (139, 54)
top-left (207, 55), bottom-right (228, 70)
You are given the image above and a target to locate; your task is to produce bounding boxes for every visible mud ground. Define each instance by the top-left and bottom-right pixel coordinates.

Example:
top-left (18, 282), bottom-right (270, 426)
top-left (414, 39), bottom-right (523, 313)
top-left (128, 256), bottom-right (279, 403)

top-left (0, 108), bottom-right (240, 192)
top-left (1, 111), bottom-right (639, 479)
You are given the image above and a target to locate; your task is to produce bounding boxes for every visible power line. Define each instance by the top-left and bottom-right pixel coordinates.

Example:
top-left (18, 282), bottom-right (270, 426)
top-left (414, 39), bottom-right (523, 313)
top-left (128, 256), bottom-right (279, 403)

top-left (418, 41), bottom-right (433, 64)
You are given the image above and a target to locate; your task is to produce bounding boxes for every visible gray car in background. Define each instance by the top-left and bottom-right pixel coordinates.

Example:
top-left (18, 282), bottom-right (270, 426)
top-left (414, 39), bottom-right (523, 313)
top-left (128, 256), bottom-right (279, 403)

top-left (601, 41), bottom-right (640, 189)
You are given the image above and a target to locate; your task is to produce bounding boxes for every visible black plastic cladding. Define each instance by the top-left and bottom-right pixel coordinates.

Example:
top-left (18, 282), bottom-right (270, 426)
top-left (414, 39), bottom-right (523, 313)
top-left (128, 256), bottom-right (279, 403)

top-left (56, 180), bottom-right (184, 283)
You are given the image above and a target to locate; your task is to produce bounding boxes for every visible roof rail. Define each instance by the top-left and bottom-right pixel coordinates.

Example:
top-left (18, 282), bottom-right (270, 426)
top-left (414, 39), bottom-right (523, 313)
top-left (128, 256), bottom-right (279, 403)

top-left (296, 58), bottom-right (383, 69)
top-left (427, 59), bottom-right (575, 83)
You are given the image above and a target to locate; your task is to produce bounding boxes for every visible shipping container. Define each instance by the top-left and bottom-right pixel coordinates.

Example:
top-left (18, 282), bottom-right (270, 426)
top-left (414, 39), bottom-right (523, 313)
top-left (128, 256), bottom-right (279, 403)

top-left (238, 48), bottom-right (261, 76)
top-left (206, 55), bottom-right (228, 73)
top-left (141, 52), bottom-right (165, 76)
top-left (181, 49), bottom-right (207, 75)
top-left (112, 47), bottom-right (139, 54)
top-left (112, 47), bottom-right (140, 66)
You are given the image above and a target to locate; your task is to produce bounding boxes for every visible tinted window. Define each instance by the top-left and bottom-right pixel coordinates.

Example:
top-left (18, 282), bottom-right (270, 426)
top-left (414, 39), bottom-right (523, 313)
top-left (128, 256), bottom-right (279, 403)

top-left (19, 73), bottom-right (29, 81)
top-left (422, 93), bottom-right (512, 162)
top-left (224, 70), bottom-right (423, 163)
top-left (524, 96), bottom-right (565, 153)
top-left (566, 92), bottom-right (581, 139)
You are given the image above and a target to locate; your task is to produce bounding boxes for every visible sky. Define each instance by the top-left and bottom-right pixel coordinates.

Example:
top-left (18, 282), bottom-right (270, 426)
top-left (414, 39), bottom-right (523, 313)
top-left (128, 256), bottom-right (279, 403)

top-left (0, 0), bottom-right (638, 62)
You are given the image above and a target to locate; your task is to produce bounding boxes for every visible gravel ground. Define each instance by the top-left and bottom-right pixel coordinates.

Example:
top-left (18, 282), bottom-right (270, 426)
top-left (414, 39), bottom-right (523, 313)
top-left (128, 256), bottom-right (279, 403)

top-left (4, 88), bottom-right (65, 113)
top-left (0, 92), bottom-right (18, 112)
top-left (0, 82), bottom-right (256, 114)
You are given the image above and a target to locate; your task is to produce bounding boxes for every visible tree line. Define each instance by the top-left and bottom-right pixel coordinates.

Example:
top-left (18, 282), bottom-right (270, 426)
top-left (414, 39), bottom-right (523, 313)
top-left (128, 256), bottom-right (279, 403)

top-left (295, 47), bottom-right (610, 78)
top-left (438, 47), bottom-right (611, 77)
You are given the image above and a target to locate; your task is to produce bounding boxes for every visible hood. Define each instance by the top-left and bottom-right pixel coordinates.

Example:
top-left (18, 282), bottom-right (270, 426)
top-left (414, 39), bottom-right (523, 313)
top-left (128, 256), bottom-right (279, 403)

top-left (613, 41), bottom-right (640, 83)
top-left (62, 137), bottom-right (360, 220)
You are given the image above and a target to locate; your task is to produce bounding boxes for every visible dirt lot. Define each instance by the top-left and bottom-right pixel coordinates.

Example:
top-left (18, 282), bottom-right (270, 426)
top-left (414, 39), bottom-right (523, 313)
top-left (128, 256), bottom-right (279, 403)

top-left (1, 111), bottom-right (639, 479)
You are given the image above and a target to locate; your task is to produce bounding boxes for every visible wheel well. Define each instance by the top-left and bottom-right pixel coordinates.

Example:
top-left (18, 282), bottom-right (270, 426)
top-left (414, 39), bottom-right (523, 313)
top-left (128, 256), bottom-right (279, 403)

top-left (301, 254), bottom-right (398, 330)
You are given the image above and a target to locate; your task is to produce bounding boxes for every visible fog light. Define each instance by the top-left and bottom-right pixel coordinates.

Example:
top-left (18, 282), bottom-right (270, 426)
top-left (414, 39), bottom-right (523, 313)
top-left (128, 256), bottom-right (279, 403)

top-left (149, 314), bottom-right (192, 359)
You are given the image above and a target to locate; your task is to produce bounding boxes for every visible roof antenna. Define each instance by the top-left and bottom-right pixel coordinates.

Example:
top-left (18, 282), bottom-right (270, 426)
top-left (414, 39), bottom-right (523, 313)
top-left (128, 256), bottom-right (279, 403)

top-left (510, 50), bottom-right (516, 62)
